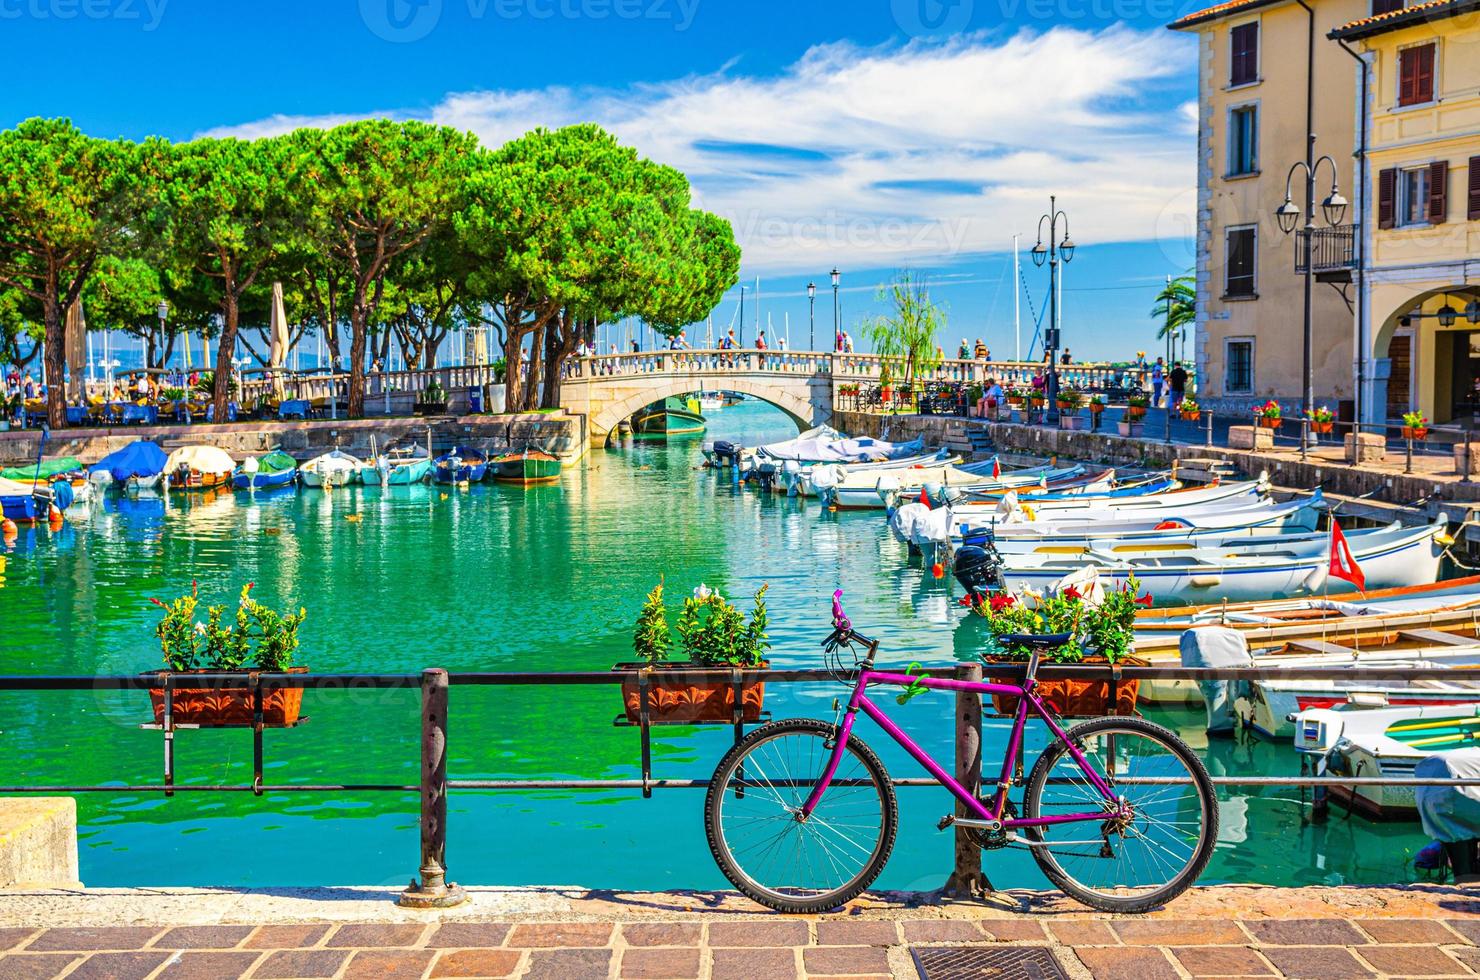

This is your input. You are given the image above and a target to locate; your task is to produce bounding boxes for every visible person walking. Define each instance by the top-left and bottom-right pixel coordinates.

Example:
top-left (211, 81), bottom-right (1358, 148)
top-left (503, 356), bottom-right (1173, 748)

top-left (1150, 357), bottom-right (1165, 407)
top-left (957, 339), bottom-right (970, 360)
top-left (1169, 360), bottom-right (1189, 412)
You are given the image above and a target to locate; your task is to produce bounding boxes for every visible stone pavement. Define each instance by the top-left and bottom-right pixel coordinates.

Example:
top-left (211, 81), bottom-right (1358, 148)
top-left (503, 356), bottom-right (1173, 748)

top-left (3, 884), bottom-right (1480, 978)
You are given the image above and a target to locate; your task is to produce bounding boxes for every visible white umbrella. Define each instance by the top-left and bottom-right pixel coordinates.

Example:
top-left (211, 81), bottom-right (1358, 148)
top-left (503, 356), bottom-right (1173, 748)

top-left (268, 281), bottom-right (289, 399)
top-left (64, 299), bottom-right (86, 401)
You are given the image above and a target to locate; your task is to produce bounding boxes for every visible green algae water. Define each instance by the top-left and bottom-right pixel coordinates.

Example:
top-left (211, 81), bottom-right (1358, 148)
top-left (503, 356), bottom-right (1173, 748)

top-left (0, 399), bottom-right (1435, 892)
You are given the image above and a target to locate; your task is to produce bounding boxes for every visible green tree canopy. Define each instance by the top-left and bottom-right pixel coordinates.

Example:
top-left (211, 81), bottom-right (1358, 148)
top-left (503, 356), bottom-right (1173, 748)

top-left (863, 271), bottom-right (946, 388)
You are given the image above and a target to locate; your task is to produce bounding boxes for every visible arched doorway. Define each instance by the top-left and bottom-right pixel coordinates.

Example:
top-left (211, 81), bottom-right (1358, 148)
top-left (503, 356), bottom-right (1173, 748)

top-left (1372, 287), bottom-right (1480, 425)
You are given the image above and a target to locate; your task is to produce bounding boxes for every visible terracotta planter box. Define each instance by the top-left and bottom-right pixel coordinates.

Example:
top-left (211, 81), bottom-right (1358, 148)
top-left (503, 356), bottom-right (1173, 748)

top-left (1257, 416), bottom-right (1281, 429)
top-left (1311, 420), bottom-right (1333, 434)
top-left (614, 662), bottom-right (766, 724)
top-left (1124, 408), bottom-right (1147, 421)
top-left (1181, 410), bottom-right (1201, 422)
top-left (1403, 426), bottom-right (1429, 440)
top-left (984, 655), bottom-right (1143, 717)
top-left (146, 667), bottom-right (308, 728)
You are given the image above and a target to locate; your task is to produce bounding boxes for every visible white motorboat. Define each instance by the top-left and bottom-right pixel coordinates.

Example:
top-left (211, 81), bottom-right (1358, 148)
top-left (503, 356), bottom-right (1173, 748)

top-left (962, 474), bottom-right (1271, 519)
top-left (1293, 703), bottom-right (1480, 819)
top-left (824, 464), bottom-right (1087, 510)
top-left (789, 449), bottom-right (960, 497)
top-left (300, 449), bottom-right (366, 489)
top-left (998, 516), bottom-right (1451, 606)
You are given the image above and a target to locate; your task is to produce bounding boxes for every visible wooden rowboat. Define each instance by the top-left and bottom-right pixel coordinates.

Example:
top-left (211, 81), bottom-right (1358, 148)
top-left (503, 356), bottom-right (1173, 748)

top-left (492, 449), bottom-right (561, 484)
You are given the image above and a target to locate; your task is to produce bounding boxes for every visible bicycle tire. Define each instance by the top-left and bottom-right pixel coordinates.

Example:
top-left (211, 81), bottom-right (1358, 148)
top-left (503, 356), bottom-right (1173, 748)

top-left (1021, 716), bottom-right (1218, 913)
top-left (704, 718), bottom-right (897, 913)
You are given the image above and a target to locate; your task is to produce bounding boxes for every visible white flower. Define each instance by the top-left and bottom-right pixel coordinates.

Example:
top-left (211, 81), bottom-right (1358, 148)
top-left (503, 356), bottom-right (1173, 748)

top-left (694, 584), bottom-right (719, 602)
top-left (193, 622), bottom-right (207, 635)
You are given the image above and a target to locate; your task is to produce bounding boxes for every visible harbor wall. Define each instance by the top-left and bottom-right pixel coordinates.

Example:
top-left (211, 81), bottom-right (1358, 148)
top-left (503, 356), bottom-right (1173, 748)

top-left (834, 410), bottom-right (1480, 524)
top-left (0, 413), bottom-right (589, 467)
top-left (0, 798), bottom-right (80, 889)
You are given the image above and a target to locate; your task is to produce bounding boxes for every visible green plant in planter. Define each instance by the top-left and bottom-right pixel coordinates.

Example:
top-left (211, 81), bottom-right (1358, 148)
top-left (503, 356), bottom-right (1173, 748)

top-left (966, 383), bottom-right (984, 402)
top-left (971, 575), bottom-right (1150, 664)
top-left (633, 580), bottom-right (673, 664)
top-left (162, 387), bottom-right (187, 401)
top-left (492, 358), bottom-right (507, 384)
top-left (150, 582), bottom-right (305, 672)
top-left (1126, 392), bottom-right (1150, 410)
top-left (1056, 385), bottom-right (1084, 410)
top-left (423, 379), bottom-right (447, 404)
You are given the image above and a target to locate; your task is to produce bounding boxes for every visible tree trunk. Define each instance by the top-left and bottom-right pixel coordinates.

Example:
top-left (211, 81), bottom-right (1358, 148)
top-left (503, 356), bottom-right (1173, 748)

top-left (43, 294), bottom-right (65, 429)
top-left (211, 291), bottom-right (240, 423)
top-left (502, 325), bottom-right (526, 413)
top-left (348, 306), bottom-right (369, 418)
top-left (523, 321), bottom-right (544, 410)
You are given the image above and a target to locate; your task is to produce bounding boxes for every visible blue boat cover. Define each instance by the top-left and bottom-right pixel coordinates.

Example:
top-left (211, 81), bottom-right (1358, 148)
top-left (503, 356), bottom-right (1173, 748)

top-left (51, 480), bottom-right (74, 511)
top-left (95, 441), bottom-right (168, 482)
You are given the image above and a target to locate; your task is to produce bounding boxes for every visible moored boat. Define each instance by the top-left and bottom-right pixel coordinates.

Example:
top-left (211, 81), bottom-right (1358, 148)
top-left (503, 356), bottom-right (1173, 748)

top-left (88, 441), bottom-right (169, 494)
top-left (233, 450), bottom-right (299, 491)
top-left (433, 446), bottom-right (489, 484)
top-left (360, 445), bottom-right (431, 486)
top-left (161, 446), bottom-right (236, 492)
top-left (491, 449), bottom-right (562, 484)
top-left (633, 396), bottom-right (705, 435)
top-left (300, 450), bottom-right (365, 489)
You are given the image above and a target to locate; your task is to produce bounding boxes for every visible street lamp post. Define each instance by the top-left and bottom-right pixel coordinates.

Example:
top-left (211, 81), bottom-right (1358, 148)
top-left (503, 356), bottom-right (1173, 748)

top-left (1030, 196), bottom-right (1075, 424)
top-left (831, 269), bottom-right (841, 351)
top-left (1274, 143), bottom-right (1347, 446)
top-left (807, 282), bottom-right (817, 352)
top-left (156, 300), bottom-right (169, 371)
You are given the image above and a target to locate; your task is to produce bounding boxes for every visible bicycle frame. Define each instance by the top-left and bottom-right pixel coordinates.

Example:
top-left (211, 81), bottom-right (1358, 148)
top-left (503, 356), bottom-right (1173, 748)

top-left (800, 667), bottom-right (1124, 828)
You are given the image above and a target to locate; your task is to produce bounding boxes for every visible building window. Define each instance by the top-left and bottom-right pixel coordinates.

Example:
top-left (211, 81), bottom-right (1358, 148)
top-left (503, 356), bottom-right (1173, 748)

top-left (1397, 42), bottom-right (1435, 107)
top-left (1228, 105), bottom-right (1258, 176)
top-left (1398, 166), bottom-right (1429, 226)
top-left (1226, 339), bottom-right (1254, 393)
top-left (1224, 226), bottom-right (1257, 298)
top-left (1230, 22), bottom-right (1259, 86)
top-left (1371, 0), bottom-right (1404, 13)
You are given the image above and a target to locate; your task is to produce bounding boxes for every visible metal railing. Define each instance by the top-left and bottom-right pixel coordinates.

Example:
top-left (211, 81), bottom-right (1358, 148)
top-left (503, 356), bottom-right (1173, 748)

top-left (1294, 225), bottom-right (1357, 276)
top-left (3, 662), bottom-right (1479, 903)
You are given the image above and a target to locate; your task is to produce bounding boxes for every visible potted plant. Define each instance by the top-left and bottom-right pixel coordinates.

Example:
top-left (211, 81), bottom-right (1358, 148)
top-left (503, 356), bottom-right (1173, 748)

top-left (969, 578), bottom-right (1150, 717)
top-left (1028, 389), bottom-right (1046, 408)
top-left (1005, 388), bottom-right (1025, 408)
top-left (1055, 385), bottom-right (1084, 412)
top-left (878, 364), bottom-right (894, 405)
top-left (145, 583), bottom-right (308, 727)
top-left (615, 581), bottom-right (770, 724)
top-left (1124, 392), bottom-right (1149, 421)
top-left (1403, 410), bottom-right (1429, 441)
top-left (1309, 405), bottom-right (1334, 434)
top-left (1178, 396), bottom-right (1201, 422)
top-left (1087, 394), bottom-right (1106, 415)
top-left (1256, 399), bottom-right (1282, 429)
top-left (416, 379), bottom-right (449, 415)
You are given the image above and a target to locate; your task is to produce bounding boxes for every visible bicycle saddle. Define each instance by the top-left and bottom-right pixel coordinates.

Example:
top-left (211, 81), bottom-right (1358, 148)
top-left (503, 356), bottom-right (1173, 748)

top-left (996, 632), bottom-right (1073, 650)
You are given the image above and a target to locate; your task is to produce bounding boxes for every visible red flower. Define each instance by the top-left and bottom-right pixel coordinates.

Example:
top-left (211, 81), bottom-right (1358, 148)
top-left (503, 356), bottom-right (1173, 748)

top-left (1134, 593), bottom-right (1154, 607)
top-left (931, 563), bottom-right (945, 579)
top-left (989, 593), bottom-right (1016, 612)
top-left (958, 596), bottom-right (974, 607)
top-left (1063, 586), bottom-right (1082, 601)
top-left (148, 597), bottom-right (165, 608)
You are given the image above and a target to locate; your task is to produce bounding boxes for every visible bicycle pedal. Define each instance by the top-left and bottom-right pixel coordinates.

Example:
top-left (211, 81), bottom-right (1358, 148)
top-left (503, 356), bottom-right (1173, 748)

top-left (936, 814), bottom-right (955, 831)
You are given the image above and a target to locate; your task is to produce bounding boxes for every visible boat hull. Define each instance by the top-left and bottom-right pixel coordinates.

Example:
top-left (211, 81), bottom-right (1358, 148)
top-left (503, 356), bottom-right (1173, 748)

top-left (492, 452), bottom-right (561, 484)
top-left (233, 470), bottom-right (297, 491)
top-left (633, 396), bottom-right (705, 435)
top-left (360, 459), bottom-right (431, 486)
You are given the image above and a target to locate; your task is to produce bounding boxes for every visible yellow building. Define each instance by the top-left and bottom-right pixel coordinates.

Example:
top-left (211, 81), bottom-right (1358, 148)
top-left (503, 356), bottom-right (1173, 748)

top-left (1331, 0), bottom-right (1480, 425)
top-left (1171, 0), bottom-right (1363, 417)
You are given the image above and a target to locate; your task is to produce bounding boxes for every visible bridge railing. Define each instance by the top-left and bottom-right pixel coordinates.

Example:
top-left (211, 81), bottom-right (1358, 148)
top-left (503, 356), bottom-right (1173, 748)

top-left (831, 355), bottom-right (1156, 391)
top-left (569, 348), bottom-right (832, 378)
top-left (238, 365), bottom-right (501, 405)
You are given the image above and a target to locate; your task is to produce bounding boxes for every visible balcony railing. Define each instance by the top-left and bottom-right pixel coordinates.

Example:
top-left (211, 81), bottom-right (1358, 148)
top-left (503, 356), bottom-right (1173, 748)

top-left (1294, 225), bottom-right (1356, 278)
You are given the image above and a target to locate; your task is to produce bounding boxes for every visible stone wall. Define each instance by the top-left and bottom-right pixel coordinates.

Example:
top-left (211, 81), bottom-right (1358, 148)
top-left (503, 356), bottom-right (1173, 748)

top-left (0, 798), bottom-right (80, 889)
top-left (0, 413), bottom-right (588, 467)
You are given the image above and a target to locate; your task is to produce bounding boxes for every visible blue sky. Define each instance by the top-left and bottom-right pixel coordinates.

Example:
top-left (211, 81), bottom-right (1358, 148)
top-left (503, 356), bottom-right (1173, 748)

top-left (2, 0), bottom-right (1205, 361)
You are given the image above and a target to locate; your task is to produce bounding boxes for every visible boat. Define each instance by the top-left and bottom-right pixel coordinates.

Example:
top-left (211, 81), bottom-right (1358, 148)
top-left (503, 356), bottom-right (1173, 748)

top-left (0, 456), bottom-right (85, 483)
top-left (960, 492), bottom-right (1325, 551)
top-left (755, 427), bottom-right (925, 465)
top-left (1293, 703), bottom-right (1480, 819)
top-left (633, 396), bottom-right (705, 435)
top-left (963, 474), bottom-right (1271, 518)
top-left (997, 516), bottom-right (1451, 605)
top-left (957, 472), bottom-right (1179, 504)
top-left (1249, 645), bottom-right (1480, 738)
top-left (233, 450), bottom-right (299, 491)
top-left (824, 464), bottom-right (1087, 511)
top-left (359, 444), bottom-right (431, 486)
top-left (434, 446), bottom-right (490, 484)
top-left (88, 441), bottom-right (168, 494)
top-left (161, 446), bottom-right (236, 491)
top-left (0, 477), bottom-right (47, 523)
top-left (697, 391), bottom-right (724, 412)
top-left (491, 449), bottom-right (562, 484)
top-left (789, 449), bottom-right (960, 497)
top-left (300, 450), bottom-right (365, 489)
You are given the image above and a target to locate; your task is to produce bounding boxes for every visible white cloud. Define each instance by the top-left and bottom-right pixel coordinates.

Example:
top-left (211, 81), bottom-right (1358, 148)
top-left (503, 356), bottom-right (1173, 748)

top-left (197, 27), bottom-right (1195, 273)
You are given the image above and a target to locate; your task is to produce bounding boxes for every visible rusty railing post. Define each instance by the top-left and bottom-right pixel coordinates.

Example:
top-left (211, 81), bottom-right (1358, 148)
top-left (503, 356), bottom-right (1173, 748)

top-left (943, 661), bottom-right (984, 898)
top-left (399, 668), bottom-right (467, 908)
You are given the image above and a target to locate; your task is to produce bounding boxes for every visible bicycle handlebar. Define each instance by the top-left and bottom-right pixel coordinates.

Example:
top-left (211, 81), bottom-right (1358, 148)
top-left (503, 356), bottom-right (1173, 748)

top-left (826, 590), bottom-right (876, 652)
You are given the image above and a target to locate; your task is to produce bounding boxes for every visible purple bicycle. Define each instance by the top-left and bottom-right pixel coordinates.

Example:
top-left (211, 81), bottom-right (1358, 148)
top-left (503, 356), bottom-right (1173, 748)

top-left (703, 590), bottom-right (1217, 914)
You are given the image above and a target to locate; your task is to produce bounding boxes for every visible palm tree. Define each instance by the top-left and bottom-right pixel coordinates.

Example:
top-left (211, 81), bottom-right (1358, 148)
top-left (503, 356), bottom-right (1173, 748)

top-left (1152, 274), bottom-right (1195, 343)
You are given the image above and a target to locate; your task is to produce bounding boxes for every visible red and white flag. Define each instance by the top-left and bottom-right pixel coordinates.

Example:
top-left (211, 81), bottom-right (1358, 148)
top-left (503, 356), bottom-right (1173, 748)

top-left (1328, 518), bottom-right (1365, 590)
top-left (992, 458), bottom-right (1001, 480)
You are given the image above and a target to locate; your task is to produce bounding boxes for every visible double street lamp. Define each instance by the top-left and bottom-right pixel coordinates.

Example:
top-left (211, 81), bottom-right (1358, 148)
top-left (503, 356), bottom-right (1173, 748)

top-left (831, 269), bottom-right (841, 350)
top-left (1030, 195), bottom-right (1075, 423)
top-left (1274, 148), bottom-right (1347, 443)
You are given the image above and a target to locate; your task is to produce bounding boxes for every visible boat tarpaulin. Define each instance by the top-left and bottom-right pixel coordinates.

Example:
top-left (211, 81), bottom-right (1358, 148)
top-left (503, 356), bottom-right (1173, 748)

top-left (757, 428), bottom-right (925, 464)
top-left (0, 457), bottom-right (83, 481)
top-left (1416, 750), bottom-right (1480, 843)
top-left (94, 441), bottom-right (168, 482)
top-left (165, 445), bottom-right (236, 474)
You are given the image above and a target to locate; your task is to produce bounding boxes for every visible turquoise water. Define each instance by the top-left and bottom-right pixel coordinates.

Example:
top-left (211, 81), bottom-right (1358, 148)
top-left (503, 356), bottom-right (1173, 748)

top-left (0, 400), bottom-right (1435, 892)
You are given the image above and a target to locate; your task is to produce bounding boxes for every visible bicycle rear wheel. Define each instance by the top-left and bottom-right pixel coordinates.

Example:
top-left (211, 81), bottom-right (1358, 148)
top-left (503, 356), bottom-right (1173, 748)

top-left (704, 718), bottom-right (897, 913)
top-left (1021, 716), bottom-right (1217, 913)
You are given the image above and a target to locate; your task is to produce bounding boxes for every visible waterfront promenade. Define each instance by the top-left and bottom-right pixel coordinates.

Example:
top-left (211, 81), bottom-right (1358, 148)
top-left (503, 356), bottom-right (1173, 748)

top-left (1, 884), bottom-right (1479, 978)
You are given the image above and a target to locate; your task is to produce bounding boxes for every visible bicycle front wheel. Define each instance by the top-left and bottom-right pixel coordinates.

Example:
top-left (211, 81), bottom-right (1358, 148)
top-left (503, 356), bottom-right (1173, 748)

top-left (704, 718), bottom-right (897, 913)
top-left (1022, 716), bottom-right (1217, 913)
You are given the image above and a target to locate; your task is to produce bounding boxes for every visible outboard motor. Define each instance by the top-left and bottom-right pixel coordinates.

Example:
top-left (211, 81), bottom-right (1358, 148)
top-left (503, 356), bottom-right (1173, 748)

top-left (781, 460), bottom-right (803, 496)
top-left (876, 474), bottom-right (902, 513)
top-left (712, 440), bottom-right (738, 466)
top-left (952, 542), bottom-right (1003, 600)
top-left (922, 481), bottom-right (945, 509)
top-left (1180, 626), bottom-right (1254, 736)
